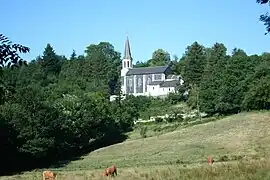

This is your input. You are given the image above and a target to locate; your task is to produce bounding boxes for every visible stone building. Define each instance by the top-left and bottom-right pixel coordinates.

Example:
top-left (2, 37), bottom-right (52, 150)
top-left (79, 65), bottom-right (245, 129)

top-left (119, 36), bottom-right (184, 98)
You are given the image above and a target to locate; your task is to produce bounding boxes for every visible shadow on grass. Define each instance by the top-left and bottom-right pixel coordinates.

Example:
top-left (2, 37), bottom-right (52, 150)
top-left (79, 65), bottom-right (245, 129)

top-left (51, 132), bottom-right (128, 168)
top-left (1, 132), bottom-right (128, 176)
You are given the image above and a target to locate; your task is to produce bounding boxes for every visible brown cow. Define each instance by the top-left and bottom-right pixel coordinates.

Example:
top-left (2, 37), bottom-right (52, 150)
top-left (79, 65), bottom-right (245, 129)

top-left (42, 170), bottom-right (57, 180)
top-left (103, 164), bottom-right (117, 177)
top-left (208, 156), bottom-right (214, 165)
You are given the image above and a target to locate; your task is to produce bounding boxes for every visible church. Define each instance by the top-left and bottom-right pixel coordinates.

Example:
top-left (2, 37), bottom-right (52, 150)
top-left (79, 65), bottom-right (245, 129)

top-left (119, 36), bottom-right (184, 98)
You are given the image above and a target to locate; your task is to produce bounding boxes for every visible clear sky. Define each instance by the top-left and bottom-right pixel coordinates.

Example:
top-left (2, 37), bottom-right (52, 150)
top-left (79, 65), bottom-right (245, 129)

top-left (2, 0), bottom-right (270, 62)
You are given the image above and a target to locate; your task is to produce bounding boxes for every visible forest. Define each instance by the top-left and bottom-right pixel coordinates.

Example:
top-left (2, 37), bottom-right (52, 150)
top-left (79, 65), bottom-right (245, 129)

top-left (0, 32), bottom-right (269, 176)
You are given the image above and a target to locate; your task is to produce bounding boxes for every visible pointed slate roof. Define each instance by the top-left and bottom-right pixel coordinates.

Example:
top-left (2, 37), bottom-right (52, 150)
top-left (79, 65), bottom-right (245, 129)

top-left (124, 36), bottom-right (132, 60)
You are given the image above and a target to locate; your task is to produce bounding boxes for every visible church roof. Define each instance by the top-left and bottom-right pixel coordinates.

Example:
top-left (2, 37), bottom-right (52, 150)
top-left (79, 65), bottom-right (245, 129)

top-left (160, 80), bottom-right (180, 87)
top-left (166, 74), bottom-right (181, 80)
top-left (124, 36), bottom-right (132, 60)
top-left (126, 65), bottom-right (169, 75)
top-left (148, 81), bottom-right (163, 85)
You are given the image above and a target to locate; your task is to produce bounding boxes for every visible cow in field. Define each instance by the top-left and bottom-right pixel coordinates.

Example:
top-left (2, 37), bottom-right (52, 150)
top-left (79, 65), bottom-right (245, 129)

top-left (42, 170), bottom-right (57, 180)
top-left (208, 156), bottom-right (214, 165)
top-left (103, 164), bottom-right (117, 177)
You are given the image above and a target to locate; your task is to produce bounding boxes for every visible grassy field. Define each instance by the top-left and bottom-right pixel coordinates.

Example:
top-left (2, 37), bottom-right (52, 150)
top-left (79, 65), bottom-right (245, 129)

top-left (1, 111), bottom-right (270, 180)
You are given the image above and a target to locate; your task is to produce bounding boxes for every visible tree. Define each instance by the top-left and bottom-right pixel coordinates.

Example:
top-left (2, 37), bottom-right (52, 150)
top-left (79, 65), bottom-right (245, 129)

top-left (242, 60), bottom-right (270, 110)
top-left (39, 44), bottom-right (62, 77)
top-left (0, 34), bottom-right (30, 75)
top-left (84, 42), bottom-right (121, 95)
top-left (199, 43), bottom-right (228, 114)
top-left (148, 49), bottom-right (171, 66)
top-left (172, 56), bottom-right (185, 75)
top-left (77, 55), bottom-right (85, 61)
top-left (215, 48), bottom-right (249, 114)
top-left (134, 61), bottom-right (149, 67)
top-left (182, 42), bottom-right (206, 86)
top-left (0, 34), bottom-right (30, 104)
top-left (257, 0), bottom-right (270, 34)
top-left (70, 49), bottom-right (77, 61)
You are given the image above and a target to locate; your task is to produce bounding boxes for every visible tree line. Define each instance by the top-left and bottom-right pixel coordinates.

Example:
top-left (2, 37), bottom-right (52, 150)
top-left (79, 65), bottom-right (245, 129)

top-left (0, 36), bottom-right (143, 175)
top-left (132, 41), bottom-right (269, 116)
top-left (173, 42), bottom-right (270, 115)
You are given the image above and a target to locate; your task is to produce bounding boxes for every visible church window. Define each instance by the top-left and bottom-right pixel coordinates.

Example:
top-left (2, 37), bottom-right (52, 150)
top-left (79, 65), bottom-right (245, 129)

top-left (128, 78), bottom-right (132, 88)
top-left (169, 88), bottom-right (170, 91)
top-left (127, 61), bottom-right (130, 68)
top-left (153, 87), bottom-right (154, 90)
top-left (138, 78), bottom-right (142, 87)
top-left (154, 74), bottom-right (162, 80)
top-left (124, 61), bottom-right (126, 68)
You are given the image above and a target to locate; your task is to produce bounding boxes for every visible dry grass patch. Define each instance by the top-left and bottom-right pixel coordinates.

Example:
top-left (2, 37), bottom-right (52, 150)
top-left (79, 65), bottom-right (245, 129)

top-left (2, 160), bottom-right (270, 180)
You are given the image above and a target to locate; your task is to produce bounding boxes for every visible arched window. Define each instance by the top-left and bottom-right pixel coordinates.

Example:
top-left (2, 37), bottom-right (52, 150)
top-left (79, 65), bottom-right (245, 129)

top-left (127, 61), bottom-right (130, 68)
top-left (124, 61), bottom-right (126, 68)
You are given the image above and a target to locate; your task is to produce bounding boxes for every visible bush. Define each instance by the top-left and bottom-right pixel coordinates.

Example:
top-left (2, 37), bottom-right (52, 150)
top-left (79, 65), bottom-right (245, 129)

top-left (155, 117), bottom-right (164, 123)
top-left (165, 117), bottom-right (175, 123)
top-left (167, 93), bottom-right (183, 104)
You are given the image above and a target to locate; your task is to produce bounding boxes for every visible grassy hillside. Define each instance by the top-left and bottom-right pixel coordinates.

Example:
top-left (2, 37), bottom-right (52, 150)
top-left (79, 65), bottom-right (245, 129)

top-left (2, 111), bottom-right (270, 180)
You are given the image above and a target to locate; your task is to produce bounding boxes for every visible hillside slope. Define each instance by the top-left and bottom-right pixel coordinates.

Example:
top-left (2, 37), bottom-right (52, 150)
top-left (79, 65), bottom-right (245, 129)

top-left (66, 111), bottom-right (270, 169)
top-left (2, 111), bottom-right (270, 180)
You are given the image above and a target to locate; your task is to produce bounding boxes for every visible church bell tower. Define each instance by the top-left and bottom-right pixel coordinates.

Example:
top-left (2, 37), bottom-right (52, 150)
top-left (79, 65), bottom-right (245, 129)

top-left (121, 36), bottom-right (133, 94)
top-left (121, 36), bottom-right (133, 75)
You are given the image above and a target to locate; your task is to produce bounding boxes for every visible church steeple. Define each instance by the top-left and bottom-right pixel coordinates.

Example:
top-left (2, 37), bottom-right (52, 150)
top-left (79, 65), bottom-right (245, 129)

top-left (124, 36), bottom-right (132, 60)
top-left (122, 35), bottom-right (133, 69)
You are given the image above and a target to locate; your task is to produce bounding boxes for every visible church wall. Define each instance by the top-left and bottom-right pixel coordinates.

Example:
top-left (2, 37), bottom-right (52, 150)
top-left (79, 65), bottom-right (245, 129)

top-left (121, 76), bottom-right (124, 86)
top-left (136, 75), bottom-right (143, 93)
top-left (144, 74), bottom-right (153, 92)
top-left (126, 75), bottom-right (134, 94)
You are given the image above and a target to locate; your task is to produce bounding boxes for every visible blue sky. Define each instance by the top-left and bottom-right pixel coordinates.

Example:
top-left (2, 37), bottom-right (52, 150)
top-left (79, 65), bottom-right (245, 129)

top-left (2, 0), bottom-right (270, 62)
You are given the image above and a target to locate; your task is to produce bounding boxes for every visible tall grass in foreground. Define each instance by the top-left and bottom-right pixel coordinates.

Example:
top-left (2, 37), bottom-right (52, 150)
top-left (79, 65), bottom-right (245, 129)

top-left (3, 159), bottom-right (270, 180)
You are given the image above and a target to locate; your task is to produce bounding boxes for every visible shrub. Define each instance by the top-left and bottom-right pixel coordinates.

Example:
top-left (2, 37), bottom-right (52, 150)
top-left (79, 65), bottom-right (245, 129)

top-left (155, 117), bottom-right (164, 123)
top-left (165, 117), bottom-right (175, 123)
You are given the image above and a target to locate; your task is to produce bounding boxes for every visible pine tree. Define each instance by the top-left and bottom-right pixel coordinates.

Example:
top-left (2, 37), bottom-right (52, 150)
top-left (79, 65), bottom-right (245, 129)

top-left (216, 48), bottom-right (249, 114)
top-left (70, 49), bottom-right (77, 61)
top-left (183, 42), bottom-right (206, 87)
top-left (40, 44), bottom-right (62, 77)
top-left (199, 43), bottom-right (228, 114)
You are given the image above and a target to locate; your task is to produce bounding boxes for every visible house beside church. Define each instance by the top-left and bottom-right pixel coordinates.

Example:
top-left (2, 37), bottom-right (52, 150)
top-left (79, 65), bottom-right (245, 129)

top-left (110, 36), bottom-right (184, 101)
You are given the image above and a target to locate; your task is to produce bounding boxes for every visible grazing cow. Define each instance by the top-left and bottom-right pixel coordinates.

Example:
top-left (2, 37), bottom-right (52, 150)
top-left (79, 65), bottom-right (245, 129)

top-left (42, 170), bottom-right (57, 180)
top-left (103, 164), bottom-right (117, 177)
top-left (208, 156), bottom-right (213, 165)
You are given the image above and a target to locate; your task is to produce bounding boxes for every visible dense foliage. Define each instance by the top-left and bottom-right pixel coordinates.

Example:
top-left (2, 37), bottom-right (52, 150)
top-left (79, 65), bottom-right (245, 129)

top-left (0, 40), bottom-right (138, 175)
top-left (0, 31), bottom-right (269, 175)
top-left (173, 43), bottom-right (270, 115)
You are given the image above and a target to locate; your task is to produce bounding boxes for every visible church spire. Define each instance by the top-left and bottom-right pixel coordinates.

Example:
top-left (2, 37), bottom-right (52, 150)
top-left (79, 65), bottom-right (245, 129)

top-left (124, 36), bottom-right (132, 60)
